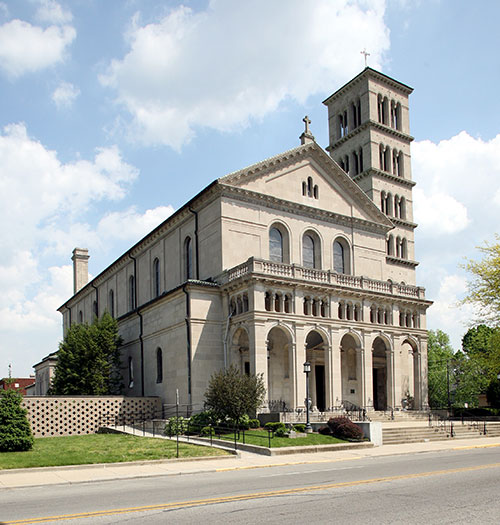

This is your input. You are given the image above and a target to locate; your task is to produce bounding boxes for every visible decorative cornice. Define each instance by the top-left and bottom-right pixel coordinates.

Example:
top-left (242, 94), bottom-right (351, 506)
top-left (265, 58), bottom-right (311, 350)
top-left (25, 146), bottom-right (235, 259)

top-left (219, 184), bottom-right (391, 236)
top-left (323, 67), bottom-right (413, 106)
top-left (390, 217), bottom-right (417, 230)
top-left (352, 168), bottom-right (416, 188)
top-left (386, 256), bottom-right (419, 268)
top-left (327, 120), bottom-right (413, 152)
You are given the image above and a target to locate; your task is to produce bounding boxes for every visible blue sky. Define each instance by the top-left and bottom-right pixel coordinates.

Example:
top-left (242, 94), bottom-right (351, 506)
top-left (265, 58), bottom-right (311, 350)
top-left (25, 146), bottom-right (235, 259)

top-left (1, 0), bottom-right (499, 378)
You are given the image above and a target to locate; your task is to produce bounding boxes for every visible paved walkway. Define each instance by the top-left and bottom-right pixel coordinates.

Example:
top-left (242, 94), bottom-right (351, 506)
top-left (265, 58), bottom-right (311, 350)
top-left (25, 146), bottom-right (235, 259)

top-left (1, 435), bottom-right (499, 489)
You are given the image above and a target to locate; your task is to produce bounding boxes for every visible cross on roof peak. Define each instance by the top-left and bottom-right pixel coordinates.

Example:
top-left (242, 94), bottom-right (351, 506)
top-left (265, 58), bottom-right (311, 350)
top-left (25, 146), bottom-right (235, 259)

top-left (361, 48), bottom-right (370, 67)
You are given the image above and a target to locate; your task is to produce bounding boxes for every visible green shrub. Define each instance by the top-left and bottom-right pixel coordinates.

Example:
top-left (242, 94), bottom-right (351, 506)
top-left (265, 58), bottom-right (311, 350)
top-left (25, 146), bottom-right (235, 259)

top-left (264, 422), bottom-right (286, 433)
top-left (0, 388), bottom-right (34, 452)
top-left (165, 416), bottom-right (188, 436)
top-left (200, 426), bottom-right (215, 437)
top-left (228, 413), bottom-right (251, 430)
top-left (327, 416), bottom-right (363, 441)
top-left (293, 424), bottom-right (306, 433)
top-left (189, 410), bottom-right (216, 432)
top-left (249, 419), bottom-right (260, 429)
top-left (274, 427), bottom-right (288, 437)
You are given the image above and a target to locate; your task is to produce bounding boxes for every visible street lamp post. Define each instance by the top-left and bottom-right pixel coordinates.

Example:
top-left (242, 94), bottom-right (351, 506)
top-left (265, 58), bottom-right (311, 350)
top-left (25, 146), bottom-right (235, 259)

top-left (304, 361), bottom-right (312, 433)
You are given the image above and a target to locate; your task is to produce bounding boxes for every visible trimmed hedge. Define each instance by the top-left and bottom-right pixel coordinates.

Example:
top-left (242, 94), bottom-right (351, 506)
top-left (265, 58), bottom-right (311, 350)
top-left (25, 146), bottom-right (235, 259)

top-left (326, 416), bottom-right (364, 441)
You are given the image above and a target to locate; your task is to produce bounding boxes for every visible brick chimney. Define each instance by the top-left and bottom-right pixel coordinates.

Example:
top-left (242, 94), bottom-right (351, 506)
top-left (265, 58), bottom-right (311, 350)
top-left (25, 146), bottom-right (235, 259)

top-left (72, 248), bottom-right (89, 294)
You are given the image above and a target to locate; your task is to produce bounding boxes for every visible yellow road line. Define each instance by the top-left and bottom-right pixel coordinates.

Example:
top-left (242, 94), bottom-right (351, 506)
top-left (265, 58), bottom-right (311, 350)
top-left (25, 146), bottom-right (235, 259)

top-left (216, 456), bottom-right (362, 472)
top-left (5, 462), bottom-right (500, 524)
top-left (453, 443), bottom-right (500, 451)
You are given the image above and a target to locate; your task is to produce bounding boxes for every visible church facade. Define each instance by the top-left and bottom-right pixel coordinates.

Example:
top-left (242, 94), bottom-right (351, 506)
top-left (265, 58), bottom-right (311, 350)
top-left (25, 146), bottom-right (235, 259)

top-left (58, 68), bottom-right (431, 413)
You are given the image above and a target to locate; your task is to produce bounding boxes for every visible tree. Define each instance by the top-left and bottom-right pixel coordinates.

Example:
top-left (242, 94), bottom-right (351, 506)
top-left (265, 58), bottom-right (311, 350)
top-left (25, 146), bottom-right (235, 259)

top-left (49, 312), bottom-right (123, 395)
top-left (0, 387), bottom-right (34, 452)
top-left (427, 330), bottom-right (455, 409)
top-left (461, 325), bottom-right (500, 390)
top-left (486, 378), bottom-right (500, 407)
top-left (204, 365), bottom-right (266, 426)
top-left (462, 235), bottom-right (500, 324)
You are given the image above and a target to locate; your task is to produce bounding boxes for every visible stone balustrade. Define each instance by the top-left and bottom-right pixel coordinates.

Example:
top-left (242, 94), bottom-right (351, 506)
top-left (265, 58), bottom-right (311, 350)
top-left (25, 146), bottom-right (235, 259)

top-left (220, 257), bottom-right (425, 300)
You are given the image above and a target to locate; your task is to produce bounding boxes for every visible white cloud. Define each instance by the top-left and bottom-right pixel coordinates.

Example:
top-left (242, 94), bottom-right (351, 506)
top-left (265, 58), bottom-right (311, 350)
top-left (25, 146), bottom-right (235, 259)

top-left (413, 131), bottom-right (500, 348)
top-left (426, 273), bottom-right (476, 351)
top-left (101, 0), bottom-right (390, 149)
top-left (96, 206), bottom-right (175, 242)
top-left (413, 188), bottom-right (469, 235)
top-left (413, 132), bottom-right (500, 239)
top-left (0, 122), bottom-right (177, 376)
top-left (0, 18), bottom-right (75, 78)
top-left (35, 0), bottom-right (73, 25)
top-left (52, 81), bottom-right (80, 108)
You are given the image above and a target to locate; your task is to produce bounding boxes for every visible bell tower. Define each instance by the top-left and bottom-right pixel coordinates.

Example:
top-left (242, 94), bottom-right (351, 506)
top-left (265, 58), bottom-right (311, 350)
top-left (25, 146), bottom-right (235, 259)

top-left (323, 67), bottom-right (418, 284)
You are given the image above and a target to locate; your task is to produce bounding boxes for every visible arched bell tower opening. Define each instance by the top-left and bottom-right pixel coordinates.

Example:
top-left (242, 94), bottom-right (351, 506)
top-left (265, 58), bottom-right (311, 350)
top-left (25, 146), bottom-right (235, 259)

top-left (305, 330), bottom-right (327, 412)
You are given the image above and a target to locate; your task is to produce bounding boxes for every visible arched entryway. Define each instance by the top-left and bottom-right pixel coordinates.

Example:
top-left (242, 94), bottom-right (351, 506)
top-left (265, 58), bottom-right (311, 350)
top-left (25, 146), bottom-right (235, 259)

top-left (267, 327), bottom-right (293, 410)
top-left (372, 337), bottom-right (390, 411)
top-left (341, 333), bottom-right (361, 407)
top-left (230, 327), bottom-right (250, 375)
top-left (401, 339), bottom-right (420, 409)
top-left (305, 330), bottom-right (327, 412)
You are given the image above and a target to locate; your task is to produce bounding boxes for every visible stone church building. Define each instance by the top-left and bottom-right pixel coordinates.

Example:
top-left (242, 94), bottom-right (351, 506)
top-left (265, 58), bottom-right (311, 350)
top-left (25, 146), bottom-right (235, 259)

top-left (58, 68), bottom-right (431, 414)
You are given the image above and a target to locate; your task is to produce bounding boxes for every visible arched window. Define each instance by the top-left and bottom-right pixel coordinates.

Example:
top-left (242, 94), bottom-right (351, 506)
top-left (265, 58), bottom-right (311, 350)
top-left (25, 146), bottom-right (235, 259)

top-left (397, 151), bottom-right (404, 177)
top-left (303, 234), bottom-right (315, 268)
top-left (243, 294), bottom-right (249, 312)
top-left (386, 192), bottom-right (393, 215)
top-left (128, 356), bottom-right (134, 388)
top-left (156, 348), bottom-right (163, 383)
top-left (184, 236), bottom-right (193, 279)
top-left (307, 177), bottom-right (313, 197)
top-left (108, 289), bottom-right (114, 317)
top-left (78, 310), bottom-right (83, 323)
top-left (377, 95), bottom-right (383, 123)
top-left (399, 196), bottom-right (406, 219)
top-left (333, 241), bottom-right (345, 273)
top-left (284, 295), bottom-right (291, 313)
top-left (265, 292), bottom-right (272, 312)
top-left (269, 227), bottom-right (283, 263)
top-left (153, 258), bottom-right (160, 298)
top-left (401, 238), bottom-right (408, 259)
top-left (387, 235), bottom-right (394, 256)
top-left (333, 238), bottom-right (350, 274)
top-left (129, 275), bottom-right (135, 311)
top-left (93, 300), bottom-right (98, 318)
top-left (394, 195), bottom-right (400, 218)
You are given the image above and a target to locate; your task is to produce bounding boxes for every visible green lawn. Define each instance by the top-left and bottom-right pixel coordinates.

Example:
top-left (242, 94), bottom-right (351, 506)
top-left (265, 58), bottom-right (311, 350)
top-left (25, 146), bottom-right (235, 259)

top-left (0, 434), bottom-right (229, 470)
top-left (218, 430), bottom-right (347, 448)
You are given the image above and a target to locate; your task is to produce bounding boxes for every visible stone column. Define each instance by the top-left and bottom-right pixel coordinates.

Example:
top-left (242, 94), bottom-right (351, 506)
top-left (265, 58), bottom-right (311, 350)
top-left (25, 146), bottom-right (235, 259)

top-left (363, 332), bottom-right (374, 410)
top-left (325, 336), bottom-right (333, 410)
top-left (295, 324), bottom-right (307, 409)
top-left (393, 336), bottom-right (402, 409)
top-left (249, 320), bottom-right (268, 406)
top-left (331, 330), bottom-right (342, 408)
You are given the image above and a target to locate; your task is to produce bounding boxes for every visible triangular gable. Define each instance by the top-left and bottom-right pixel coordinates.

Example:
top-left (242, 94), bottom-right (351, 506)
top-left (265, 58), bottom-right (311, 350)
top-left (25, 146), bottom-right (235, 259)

top-left (219, 142), bottom-right (392, 227)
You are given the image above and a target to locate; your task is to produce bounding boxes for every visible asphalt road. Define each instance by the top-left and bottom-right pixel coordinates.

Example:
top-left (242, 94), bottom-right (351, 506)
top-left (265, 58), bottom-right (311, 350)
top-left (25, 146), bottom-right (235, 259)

top-left (1, 447), bottom-right (499, 524)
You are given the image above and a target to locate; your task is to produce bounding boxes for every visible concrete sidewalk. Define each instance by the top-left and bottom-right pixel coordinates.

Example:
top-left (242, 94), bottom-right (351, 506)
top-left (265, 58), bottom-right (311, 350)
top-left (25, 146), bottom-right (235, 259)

top-left (1, 436), bottom-right (499, 489)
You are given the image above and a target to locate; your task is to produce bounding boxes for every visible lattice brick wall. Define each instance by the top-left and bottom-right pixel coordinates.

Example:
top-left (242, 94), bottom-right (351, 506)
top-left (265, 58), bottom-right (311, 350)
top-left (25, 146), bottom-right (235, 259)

top-left (22, 396), bottom-right (161, 437)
